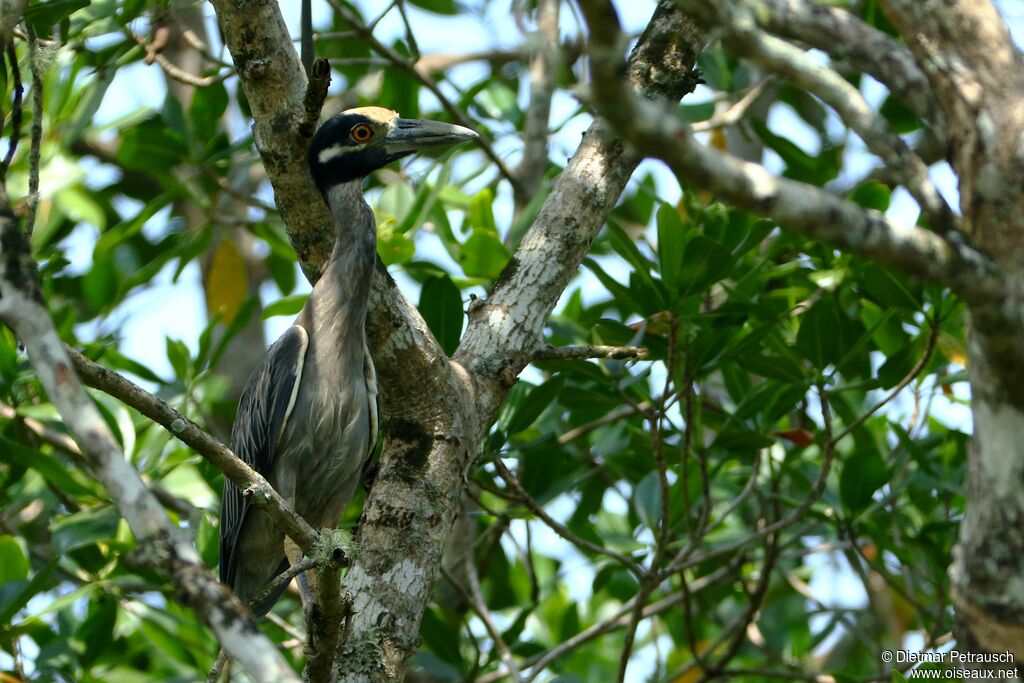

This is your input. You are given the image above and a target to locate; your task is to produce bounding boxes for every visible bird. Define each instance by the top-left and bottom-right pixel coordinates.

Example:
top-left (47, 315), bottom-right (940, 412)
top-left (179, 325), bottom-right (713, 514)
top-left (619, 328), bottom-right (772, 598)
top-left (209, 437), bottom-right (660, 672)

top-left (219, 106), bottom-right (478, 615)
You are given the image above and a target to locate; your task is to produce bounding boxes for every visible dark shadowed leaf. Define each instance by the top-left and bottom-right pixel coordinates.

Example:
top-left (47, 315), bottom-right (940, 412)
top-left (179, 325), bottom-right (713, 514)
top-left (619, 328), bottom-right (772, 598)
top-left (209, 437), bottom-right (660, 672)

top-left (418, 275), bottom-right (464, 356)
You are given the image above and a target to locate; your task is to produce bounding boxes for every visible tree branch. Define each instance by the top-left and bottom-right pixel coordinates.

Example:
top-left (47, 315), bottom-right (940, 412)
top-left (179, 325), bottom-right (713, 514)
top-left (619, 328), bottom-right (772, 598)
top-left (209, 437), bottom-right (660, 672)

top-left (0, 209), bottom-right (299, 683)
top-left (533, 344), bottom-right (649, 361)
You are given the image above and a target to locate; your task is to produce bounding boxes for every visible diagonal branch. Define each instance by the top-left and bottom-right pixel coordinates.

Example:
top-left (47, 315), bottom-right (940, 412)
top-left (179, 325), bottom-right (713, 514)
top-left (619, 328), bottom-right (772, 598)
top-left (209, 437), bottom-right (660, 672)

top-left (0, 209), bottom-right (299, 683)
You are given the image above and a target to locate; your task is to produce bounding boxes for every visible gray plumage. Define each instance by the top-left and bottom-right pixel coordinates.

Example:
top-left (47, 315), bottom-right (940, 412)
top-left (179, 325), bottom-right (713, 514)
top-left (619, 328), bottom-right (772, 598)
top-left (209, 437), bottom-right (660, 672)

top-left (220, 106), bottom-right (476, 614)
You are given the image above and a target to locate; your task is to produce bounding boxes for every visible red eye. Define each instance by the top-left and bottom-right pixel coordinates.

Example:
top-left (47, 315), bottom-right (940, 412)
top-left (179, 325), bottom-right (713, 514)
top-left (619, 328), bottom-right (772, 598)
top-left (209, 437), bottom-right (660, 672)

top-left (351, 124), bottom-right (373, 142)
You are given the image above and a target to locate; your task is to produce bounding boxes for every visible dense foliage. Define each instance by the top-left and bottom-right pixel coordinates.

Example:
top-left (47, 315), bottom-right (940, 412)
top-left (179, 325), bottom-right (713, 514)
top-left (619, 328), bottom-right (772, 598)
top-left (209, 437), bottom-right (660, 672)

top-left (0, 0), bottom-right (986, 681)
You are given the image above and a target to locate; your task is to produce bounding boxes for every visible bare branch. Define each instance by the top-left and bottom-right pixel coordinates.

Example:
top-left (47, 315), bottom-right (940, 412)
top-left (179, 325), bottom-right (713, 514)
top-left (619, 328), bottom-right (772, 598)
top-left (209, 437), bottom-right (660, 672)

top-left (0, 210), bottom-right (299, 683)
top-left (299, 57), bottom-right (331, 140)
top-left (130, 31), bottom-right (232, 87)
top-left (305, 532), bottom-right (350, 683)
top-left (533, 344), bottom-right (649, 361)
top-left (456, 1), bottom-right (705, 412)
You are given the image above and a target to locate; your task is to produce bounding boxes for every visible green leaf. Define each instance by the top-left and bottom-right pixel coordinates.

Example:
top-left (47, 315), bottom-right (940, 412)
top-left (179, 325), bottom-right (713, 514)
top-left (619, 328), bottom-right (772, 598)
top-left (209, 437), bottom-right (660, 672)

top-left (82, 253), bottom-right (118, 312)
top-left (407, 0), bottom-right (458, 13)
top-left (78, 594), bottom-right (118, 666)
top-left (56, 185), bottom-right (107, 230)
top-left (50, 506), bottom-right (121, 554)
top-left (676, 234), bottom-right (734, 300)
top-left (849, 181), bottom-right (891, 212)
top-left (859, 263), bottom-right (921, 310)
top-left (165, 337), bottom-right (192, 381)
top-left (680, 101), bottom-right (714, 122)
top-left (0, 436), bottom-right (99, 498)
top-left (877, 340), bottom-right (920, 389)
top-left (507, 376), bottom-right (565, 435)
top-left (796, 297), bottom-right (857, 370)
top-left (378, 229), bottom-right (416, 265)
top-left (262, 294), bottom-right (309, 319)
top-left (468, 188), bottom-right (497, 234)
top-left (23, 0), bottom-right (89, 30)
top-left (162, 464), bottom-right (216, 509)
top-left (0, 536), bottom-right (29, 584)
top-left (377, 181), bottom-right (416, 225)
top-left (880, 95), bottom-right (920, 134)
top-left (633, 471), bottom-right (661, 530)
top-left (417, 275), bottom-right (463, 356)
top-left (460, 230), bottom-right (509, 280)
top-left (840, 448), bottom-right (888, 513)
top-left (189, 82), bottom-right (229, 141)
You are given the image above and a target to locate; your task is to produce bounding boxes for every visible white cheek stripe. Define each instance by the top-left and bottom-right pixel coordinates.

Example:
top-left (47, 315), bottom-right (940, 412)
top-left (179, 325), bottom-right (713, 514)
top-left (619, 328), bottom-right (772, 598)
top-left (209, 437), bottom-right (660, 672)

top-left (318, 145), bottom-right (349, 163)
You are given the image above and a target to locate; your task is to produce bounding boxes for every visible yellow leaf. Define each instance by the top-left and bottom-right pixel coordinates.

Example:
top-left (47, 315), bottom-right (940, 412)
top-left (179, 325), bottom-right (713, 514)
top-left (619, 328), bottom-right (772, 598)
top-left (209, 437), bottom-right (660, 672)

top-left (205, 239), bottom-right (249, 324)
top-left (937, 330), bottom-right (968, 367)
top-left (710, 128), bottom-right (728, 150)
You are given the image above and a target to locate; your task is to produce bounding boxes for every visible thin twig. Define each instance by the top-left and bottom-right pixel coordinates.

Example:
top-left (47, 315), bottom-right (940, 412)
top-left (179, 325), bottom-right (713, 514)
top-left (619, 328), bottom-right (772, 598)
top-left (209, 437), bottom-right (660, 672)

top-left (299, 57), bottom-right (331, 139)
top-left (441, 562), bottom-right (524, 683)
top-left (501, 560), bottom-right (742, 683)
top-left (558, 400), bottom-right (649, 444)
top-left (207, 649), bottom-right (229, 683)
top-left (493, 457), bottom-right (644, 578)
top-left (251, 556), bottom-right (317, 610)
top-left (514, 0), bottom-right (559, 209)
top-left (657, 384), bottom-right (838, 581)
top-left (833, 317), bottom-right (939, 443)
top-left (691, 78), bottom-right (771, 132)
top-left (130, 31), bottom-right (232, 87)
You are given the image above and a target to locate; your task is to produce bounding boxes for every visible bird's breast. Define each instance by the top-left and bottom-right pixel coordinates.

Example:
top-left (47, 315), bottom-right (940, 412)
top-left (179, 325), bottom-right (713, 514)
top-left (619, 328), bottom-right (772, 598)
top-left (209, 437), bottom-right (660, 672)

top-left (274, 343), bottom-right (374, 528)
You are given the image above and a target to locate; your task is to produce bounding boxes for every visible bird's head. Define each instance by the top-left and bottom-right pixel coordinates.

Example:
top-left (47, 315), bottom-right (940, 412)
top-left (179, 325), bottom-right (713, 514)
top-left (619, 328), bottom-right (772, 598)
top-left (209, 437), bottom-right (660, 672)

top-left (308, 106), bottom-right (478, 194)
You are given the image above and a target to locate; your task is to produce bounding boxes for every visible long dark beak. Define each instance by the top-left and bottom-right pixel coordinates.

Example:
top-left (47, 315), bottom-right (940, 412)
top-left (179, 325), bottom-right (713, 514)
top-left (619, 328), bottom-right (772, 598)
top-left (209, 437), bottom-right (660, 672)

top-left (384, 118), bottom-right (479, 155)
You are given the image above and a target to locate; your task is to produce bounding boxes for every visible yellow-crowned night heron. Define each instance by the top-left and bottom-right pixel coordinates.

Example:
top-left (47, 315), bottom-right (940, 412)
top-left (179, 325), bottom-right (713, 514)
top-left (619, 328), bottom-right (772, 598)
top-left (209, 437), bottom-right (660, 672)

top-left (220, 107), bottom-right (478, 614)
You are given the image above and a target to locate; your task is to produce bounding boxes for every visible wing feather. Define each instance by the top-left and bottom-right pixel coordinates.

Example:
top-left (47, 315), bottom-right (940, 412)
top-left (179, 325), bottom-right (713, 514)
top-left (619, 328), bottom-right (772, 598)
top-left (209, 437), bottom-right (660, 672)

top-left (219, 325), bottom-right (308, 586)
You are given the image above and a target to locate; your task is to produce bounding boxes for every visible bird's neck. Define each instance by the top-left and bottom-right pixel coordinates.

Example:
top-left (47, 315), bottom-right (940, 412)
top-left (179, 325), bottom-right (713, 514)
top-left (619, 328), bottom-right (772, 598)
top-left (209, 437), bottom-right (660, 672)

top-left (307, 181), bottom-right (377, 349)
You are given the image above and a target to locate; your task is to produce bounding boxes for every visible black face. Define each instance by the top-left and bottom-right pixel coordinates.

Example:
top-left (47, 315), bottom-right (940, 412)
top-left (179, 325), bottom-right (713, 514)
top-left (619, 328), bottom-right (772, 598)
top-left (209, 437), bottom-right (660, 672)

top-left (308, 110), bottom-right (479, 197)
top-left (308, 113), bottom-right (409, 195)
